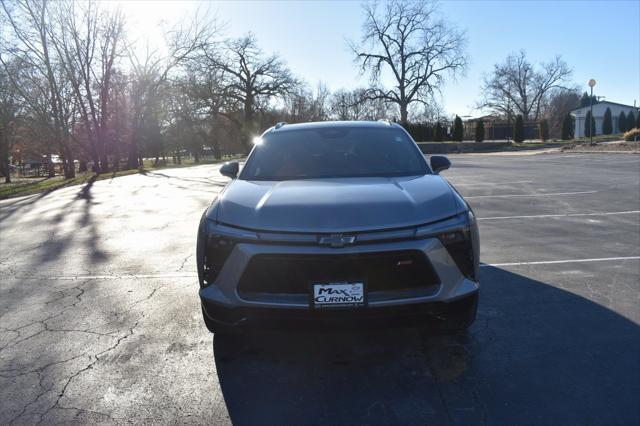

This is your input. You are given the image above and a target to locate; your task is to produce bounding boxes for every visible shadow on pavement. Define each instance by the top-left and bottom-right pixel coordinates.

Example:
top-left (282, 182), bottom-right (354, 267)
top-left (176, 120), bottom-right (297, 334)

top-left (32, 175), bottom-right (108, 264)
top-left (0, 187), bottom-right (54, 222)
top-left (213, 266), bottom-right (640, 425)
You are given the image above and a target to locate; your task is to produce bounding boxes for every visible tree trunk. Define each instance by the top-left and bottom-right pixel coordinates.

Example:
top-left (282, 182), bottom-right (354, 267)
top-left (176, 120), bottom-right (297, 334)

top-left (92, 150), bottom-right (101, 174)
top-left (399, 102), bottom-right (409, 126)
top-left (99, 156), bottom-right (109, 173)
top-left (59, 152), bottom-right (68, 178)
top-left (99, 142), bottom-right (109, 173)
top-left (212, 140), bottom-right (221, 160)
top-left (0, 133), bottom-right (10, 184)
top-left (47, 153), bottom-right (55, 178)
top-left (63, 160), bottom-right (75, 178)
top-left (64, 148), bottom-right (76, 178)
top-left (1, 159), bottom-right (10, 183)
top-left (127, 142), bottom-right (139, 169)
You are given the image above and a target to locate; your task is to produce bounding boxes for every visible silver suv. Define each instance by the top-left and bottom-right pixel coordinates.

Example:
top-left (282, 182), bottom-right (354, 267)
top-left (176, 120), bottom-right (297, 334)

top-left (196, 121), bottom-right (479, 334)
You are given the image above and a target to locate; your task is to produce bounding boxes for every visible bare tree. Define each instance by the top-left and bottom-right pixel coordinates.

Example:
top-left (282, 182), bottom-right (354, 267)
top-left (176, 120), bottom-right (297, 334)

top-left (286, 82), bottom-right (330, 123)
top-left (1, 0), bottom-right (80, 177)
top-left (184, 60), bottom-right (239, 159)
top-left (107, 69), bottom-right (131, 170)
top-left (49, 1), bottom-right (126, 173)
top-left (206, 33), bottom-right (298, 152)
top-left (0, 58), bottom-right (20, 183)
top-left (163, 75), bottom-right (211, 164)
top-left (331, 89), bottom-right (361, 121)
top-left (409, 100), bottom-right (446, 124)
top-left (330, 88), bottom-right (392, 121)
top-left (351, 0), bottom-right (467, 125)
top-left (122, 15), bottom-right (217, 169)
top-left (125, 13), bottom-right (217, 169)
top-left (479, 50), bottom-right (572, 121)
top-left (542, 89), bottom-right (580, 138)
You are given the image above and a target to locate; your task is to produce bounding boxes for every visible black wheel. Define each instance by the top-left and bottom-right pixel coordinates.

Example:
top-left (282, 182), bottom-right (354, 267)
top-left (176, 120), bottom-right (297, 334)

top-left (430, 292), bottom-right (478, 333)
top-left (201, 305), bottom-right (239, 335)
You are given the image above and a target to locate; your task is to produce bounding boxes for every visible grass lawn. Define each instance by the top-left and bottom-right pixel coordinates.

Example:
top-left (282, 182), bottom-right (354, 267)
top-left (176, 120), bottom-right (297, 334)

top-left (508, 140), bottom-right (574, 150)
top-left (561, 141), bottom-right (639, 152)
top-left (0, 169), bottom-right (142, 200)
top-left (570, 133), bottom-right (625, 144)
top-left (0, 156), bottom-right (241, 200)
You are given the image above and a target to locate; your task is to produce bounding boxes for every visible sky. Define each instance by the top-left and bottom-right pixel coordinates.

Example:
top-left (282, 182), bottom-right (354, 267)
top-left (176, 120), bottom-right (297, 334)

top-left (111, 0), bottom-right (640, 118)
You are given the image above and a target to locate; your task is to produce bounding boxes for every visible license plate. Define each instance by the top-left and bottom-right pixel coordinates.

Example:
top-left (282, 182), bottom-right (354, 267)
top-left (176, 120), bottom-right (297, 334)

top-left (312, 282), bottom-right (365, 308)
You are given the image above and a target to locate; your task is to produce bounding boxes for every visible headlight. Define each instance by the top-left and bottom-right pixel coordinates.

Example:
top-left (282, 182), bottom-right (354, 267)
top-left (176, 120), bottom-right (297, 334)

top-left (426, 210), bottom-right (479, 281)
top-left (201, 220), bottom-right (257, 286)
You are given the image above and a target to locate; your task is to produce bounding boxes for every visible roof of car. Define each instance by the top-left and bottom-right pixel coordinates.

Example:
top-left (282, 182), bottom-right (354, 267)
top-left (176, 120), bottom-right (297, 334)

top-left (267, 120), bottom-right (400, 133)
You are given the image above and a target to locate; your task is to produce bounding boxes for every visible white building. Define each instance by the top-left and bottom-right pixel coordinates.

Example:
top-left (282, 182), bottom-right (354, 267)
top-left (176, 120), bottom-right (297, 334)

top-left (571, 101), bottom-right (638, 138)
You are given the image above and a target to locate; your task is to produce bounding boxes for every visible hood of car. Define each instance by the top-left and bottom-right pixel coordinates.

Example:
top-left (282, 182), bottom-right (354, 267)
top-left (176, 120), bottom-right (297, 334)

top-left (212, 175), bottom-right (458, 233)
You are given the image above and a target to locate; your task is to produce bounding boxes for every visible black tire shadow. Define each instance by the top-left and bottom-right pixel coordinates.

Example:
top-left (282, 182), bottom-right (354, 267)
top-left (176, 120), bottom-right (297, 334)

top-left (213, 267), bottom-right (640, 425)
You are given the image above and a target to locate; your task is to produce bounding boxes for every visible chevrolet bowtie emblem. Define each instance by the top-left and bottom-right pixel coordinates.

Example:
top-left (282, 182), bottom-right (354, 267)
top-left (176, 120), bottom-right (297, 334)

top-left (319, 234), bottom-right (356, 248)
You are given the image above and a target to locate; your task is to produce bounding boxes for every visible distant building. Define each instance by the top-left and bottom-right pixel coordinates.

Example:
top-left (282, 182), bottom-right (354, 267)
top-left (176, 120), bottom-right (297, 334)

top-left (570, 101), bottom-right (638, 138)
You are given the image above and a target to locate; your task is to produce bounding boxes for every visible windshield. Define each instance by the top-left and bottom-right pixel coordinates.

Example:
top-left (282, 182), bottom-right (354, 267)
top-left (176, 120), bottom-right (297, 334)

top-left (240, 127), bottom-right (429, 180)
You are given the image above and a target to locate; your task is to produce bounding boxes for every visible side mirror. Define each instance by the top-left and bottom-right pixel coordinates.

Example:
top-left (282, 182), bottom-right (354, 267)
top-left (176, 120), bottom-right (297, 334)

top-left (430, 155), bottom-right (451, 174)
top-left (220, 161), bottom-right (239, 178)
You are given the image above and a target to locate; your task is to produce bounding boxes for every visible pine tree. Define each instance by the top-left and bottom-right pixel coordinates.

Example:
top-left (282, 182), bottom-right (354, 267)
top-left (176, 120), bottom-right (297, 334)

top-left (618, 111), bottom-right (627, 133)
top-left (580, 92), bottom-right (597, 108)
top-left (561, 113), bottom-right (573, 140)
top-left (474, 120), bottom-right (485, 142)
top-left (580, 92), bottom-right (590, 107)
top-left (584, 110), bottom-right (596, 137)
top-left (452, 115), bottom-right (464, 141)
top-left (602, 107), bottom-right (613, 134)
top-left (513, 114), bottom-right (524, 142)
top-left (539, 119), bottom-right (549, 141)
top-left (627, 111), bottom-right (637, 130)
top-left (636, 110), bottom-right (640, 129)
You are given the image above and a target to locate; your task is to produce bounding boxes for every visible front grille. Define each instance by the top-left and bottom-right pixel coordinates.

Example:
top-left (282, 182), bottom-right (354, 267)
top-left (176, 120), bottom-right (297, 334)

top-left (237, 250), bottom-right (440, 298)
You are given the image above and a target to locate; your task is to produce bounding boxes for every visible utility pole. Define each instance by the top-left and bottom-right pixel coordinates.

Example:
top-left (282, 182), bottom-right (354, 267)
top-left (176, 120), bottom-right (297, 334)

top-left (635, 100), bottom-right (638, 142)
top-left (588, 79), bottom-right (596, 145)
top-left (507, 81), bottom-right (512, 142)
top-left (507, 102), bottom-right (511, 142)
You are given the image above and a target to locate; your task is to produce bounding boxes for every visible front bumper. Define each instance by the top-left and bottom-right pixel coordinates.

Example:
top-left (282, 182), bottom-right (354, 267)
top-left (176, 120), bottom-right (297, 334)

top-left (199, 237), bottom-right (479, 328)
top-left (202, 291), bottom-right (478, 329)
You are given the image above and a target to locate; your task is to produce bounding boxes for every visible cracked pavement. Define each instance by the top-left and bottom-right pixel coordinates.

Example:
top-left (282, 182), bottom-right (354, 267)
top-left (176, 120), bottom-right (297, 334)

top-left (1, 155), bottom-right (639, 425)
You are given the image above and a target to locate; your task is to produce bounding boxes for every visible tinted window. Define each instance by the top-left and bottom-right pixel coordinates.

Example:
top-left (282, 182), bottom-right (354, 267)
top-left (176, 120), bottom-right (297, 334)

top-left (240, 127), bottom-right (429, 180)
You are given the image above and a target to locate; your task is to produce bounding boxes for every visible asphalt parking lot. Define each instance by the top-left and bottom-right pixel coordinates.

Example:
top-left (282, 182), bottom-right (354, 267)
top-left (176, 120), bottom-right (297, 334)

top-left (1, 153), bottom-right (639, 425)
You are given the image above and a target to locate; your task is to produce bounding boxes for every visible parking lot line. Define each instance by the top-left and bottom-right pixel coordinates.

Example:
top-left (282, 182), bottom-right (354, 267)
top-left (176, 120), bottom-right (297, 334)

top-left (478, 210), bottom-right (640, 221)
top-left (466, 190), bottom-right (597, 199)
top-left (17, 254), bottom-right (640, 279)
top-left (482, 256), bottom-right (640, 267)
top-left (11, 272), bottom-right (199, 280)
